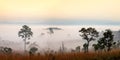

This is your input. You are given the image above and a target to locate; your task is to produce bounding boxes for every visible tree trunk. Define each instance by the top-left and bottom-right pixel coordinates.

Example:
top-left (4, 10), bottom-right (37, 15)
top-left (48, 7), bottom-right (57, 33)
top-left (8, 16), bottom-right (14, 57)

top-left (86, 41), bottom-right (90, 53)
top-left (107, 47), bottom-right (111, 51)
top-left (24, 38), bottom-right (26, 53)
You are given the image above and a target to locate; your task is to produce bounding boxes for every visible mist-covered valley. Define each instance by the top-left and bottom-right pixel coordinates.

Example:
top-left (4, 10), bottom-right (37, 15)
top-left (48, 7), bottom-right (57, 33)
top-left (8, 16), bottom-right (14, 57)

top-left (0, 24), bottom-right (120, 52)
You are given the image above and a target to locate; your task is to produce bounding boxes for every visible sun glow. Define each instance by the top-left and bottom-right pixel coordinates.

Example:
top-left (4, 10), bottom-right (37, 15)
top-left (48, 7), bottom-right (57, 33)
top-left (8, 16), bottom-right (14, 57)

top-left (0, 0), bottom-right (120, 21)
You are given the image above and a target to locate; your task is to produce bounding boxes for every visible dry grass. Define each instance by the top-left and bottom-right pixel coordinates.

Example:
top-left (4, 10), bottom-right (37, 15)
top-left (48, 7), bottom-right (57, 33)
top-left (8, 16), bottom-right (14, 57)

top-left (0, 49), bottom-right (120, 60)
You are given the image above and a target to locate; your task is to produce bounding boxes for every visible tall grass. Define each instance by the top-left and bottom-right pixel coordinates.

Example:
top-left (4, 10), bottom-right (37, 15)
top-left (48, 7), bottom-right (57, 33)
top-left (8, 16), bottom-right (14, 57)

top-left (0, 49), bottom-right (120, 60)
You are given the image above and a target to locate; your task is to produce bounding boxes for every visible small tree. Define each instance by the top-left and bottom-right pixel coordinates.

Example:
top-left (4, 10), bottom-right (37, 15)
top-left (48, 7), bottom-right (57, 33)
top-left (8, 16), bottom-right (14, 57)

top-left (83, 43), bottom-right (88, 53)
top-left (79, 27), bottom-right (99, 53)
top-left (92, 44), bottom-right (99, 52)
top-left (93, 29), bottom-right (116, 52)
top-left (104, 29), bottom-right (116, 51)
top-left (0, 47), bottom-right (12, 54)
top-left (113, 40), bottom-right (120, 49)
top-left (116, 41), bottom-right (120, 48)
top-left (4, 47), bottom-right (12, 54)
top-left (18, 25), bottom-right (33, 52)
top-left (29, 47), bottom-right (38, 55)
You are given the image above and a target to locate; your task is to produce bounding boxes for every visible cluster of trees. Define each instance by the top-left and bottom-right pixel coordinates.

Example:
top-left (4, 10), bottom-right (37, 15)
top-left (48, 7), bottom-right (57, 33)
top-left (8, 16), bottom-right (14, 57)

top-left (0, 47), bottom-right (12, 54)
top-left (92, 29), bottom-right (116, 52)
top-left (18, 25), bottom-right (119, 54)
top-left (79, 27), bottom-right (119, 53)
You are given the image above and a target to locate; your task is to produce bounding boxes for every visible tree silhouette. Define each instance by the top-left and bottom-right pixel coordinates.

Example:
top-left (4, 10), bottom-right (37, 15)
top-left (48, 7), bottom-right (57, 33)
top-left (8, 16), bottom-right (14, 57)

top-left (79, 27), bottom-right (99, 53)
top-left (93, 38), bottom-right (106, 52)
top-left (93, 29), bottom-right (116, 52)
top-left (115, 31), bottom-right (120, 48)
top-left (83, 43), bottom-right (88, 53)
top-left (0, 47), bottom-right (12, 54)
top-left (92, 44), bottom-right (99, 52)
top-left (4, 47), bottom-right (12, 54)
top-left (113, 40), bottom-right (120, 49)
top-left (29, 47), bottom-right (38, 55)
top-left (18, 25), bottom-right (33, 52)
top-left (116, 41), bottom-right (120, 48)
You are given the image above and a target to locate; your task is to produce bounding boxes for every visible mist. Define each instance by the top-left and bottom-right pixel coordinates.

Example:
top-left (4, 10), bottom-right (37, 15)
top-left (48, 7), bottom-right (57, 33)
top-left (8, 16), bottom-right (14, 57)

top-left (0, 24), bottom-right (119, 52)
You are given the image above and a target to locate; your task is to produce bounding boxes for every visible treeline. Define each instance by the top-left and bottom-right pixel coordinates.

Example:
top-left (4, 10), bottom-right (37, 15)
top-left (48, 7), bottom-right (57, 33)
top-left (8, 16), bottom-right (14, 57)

top-left (0, 25), bottom-right (120, 55)
top-left (79, 27), bottom-right (120, 53)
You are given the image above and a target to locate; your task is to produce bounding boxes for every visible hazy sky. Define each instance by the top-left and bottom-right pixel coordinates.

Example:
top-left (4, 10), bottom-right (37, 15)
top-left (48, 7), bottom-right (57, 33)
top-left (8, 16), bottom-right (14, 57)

top-left (0, 0), bottom-right (120, 24)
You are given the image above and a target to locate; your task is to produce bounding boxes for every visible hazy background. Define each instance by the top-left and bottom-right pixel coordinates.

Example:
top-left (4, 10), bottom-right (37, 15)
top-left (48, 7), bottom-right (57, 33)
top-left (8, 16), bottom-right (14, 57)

top-left (0, 0), bottom-right (120, 52)
top-left (0, 24), bottom-right (119, 52)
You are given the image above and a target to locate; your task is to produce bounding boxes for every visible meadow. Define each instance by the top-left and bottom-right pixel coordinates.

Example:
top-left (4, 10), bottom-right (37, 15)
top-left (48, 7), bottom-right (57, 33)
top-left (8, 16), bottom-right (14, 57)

top-left (0, 49), bottom-right (120, 60)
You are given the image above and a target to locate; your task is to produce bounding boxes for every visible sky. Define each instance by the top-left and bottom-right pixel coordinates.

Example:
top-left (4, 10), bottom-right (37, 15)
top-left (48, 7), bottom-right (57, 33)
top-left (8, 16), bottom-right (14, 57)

top-left (0, 0), bottom-right (120, 25)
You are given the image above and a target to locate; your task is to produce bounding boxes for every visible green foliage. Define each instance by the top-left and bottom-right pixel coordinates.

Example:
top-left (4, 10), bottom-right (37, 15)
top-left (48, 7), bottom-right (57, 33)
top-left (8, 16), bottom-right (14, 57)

top-left (79, 27), bottom-right (99, 53)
